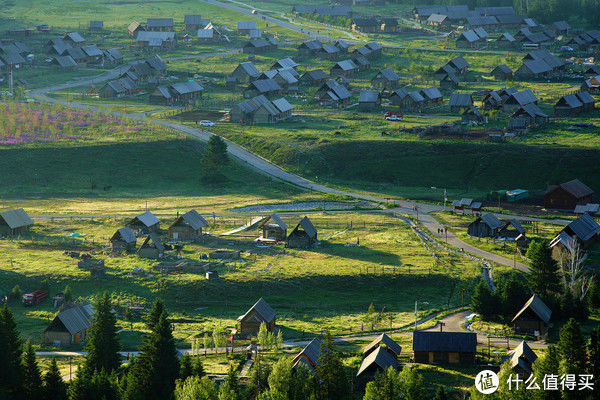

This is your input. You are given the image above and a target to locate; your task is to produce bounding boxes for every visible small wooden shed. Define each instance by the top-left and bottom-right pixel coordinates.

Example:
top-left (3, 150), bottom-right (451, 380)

top-left (286, 216), bottom-right (317, 248)
top-left (137, 232), bottom-right (165, 259)
top-left (235, 297), bottom-right (276, 336)
top-left (43, 304), bottom-right (94, 346)
top-left (168, 210), bottom-right (208, 241)
top-left (259, 214), bottom-right (288, 241)
top-left (467, 213), bottom-right (504, 238)
top-left (511, 294), bottom-right (551, 337)
top-left (127, 211), bottom-right (160, 234)
top-left (0, 208), bottom-right (34, 236)
top-left (110, 227), bottom-right (137, 253)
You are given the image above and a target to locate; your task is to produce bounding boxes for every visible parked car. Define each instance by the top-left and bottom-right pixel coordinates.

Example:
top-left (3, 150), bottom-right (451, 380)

top-left (384, 112), bottom-right (403, 121)
top-left (199, 120), bottom-right (214, 126)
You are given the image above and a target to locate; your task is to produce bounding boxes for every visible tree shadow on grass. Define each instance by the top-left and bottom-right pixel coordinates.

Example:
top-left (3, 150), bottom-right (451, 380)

top-left (308, 241), bottom-right (402, 266)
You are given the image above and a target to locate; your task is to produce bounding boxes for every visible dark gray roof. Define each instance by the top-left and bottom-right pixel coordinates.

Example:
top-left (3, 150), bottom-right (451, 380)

top-left (249, 79), bottom-right (282, 93)
top-left (449, 57), bottom-right (469, 70)
top-left (521, 60), bottom-right (552, 75)
top-left (112, 227), bottom-right (137, 244)
top-left (413, 331), bottom-right (477, 352)
top-left (506, 341), bottom-right (537, 373)
top-left (53, 55), bottom-right (78, 68)
top-left (523, 18), bottom-right (538, 27)
top-left (408, 91), bottom-right (425, 103)
top-left (508, 89), bottom-right (538, 106)
top-left (185, 15), bottom-right (210, 26)
top-left (524, 49), bottom-right (564, 69)
top-left (265, 214), bottom-right (288, 230)
top-left (556, 93), bottom-right (583, 108)
top-left (49, 38), bottom-right (72, 55)
top-left (272, 97), bottom-right (294, 113)
top-left (131, 211), bottom-right (160, 227)
top-left (52, 304), bottom-right (94, 335)
top-left (0, 208), bottom-right (34, 229)
top-left (64, 32), bottom-right (86, 43)
top-left (321, 44), bottom-right (340, 54)
top-left (467, 15), bottom-right (498, 26)
top-left (359, 90), bottom-right (380, 103)
top-left (104, 48), bottom-right (123, 60)
top-left (147, 18), bottom-right (174, 28)
top-left (292, 216), bottom-right (317, 238)
top-left (512, 294), bottom-right (552, 323)
top-left (366, 42), bottom-right (382, 51)
top-left (82, 44), bottom-right (102, 57)
top-left (496, 14), bottom-right (523, 24)
top-left (574, 203), bottom-right (600, 214)
top-left (302, 69), bottom-right (328, 81)
top-left (171, 81), bottom-right (204, 95)
top-left (300, 39), bottom-right (323, 51)
top-left (1, 51), bottom-right (25, 65)
top-left (428, 13), bottom-right (448, 23)
top-left (295, 337), bottom-right (322, 369)
top-left (448, 93), bottom-right (473, 107)
top-left (239, 297), bottom-right (276, 323)
top-left (179, 209), bottom-right (208, 230)
top-left (479, 213), bottom-right (504, 230)
top-left (513, 103), bottom-right (547, 118)
top-left (492, 64), bottom-right (512, 74)
top-left (273, 57), bottom-right (298, 69)
top-left (136, 31), bottom-right (175, 42)
top-left (474, 27), bottom-right (489, 39)
top-left (363, 333), bottom-right (402, 356)
top-left (333, 59), bottom-right (358, 71)
top-left (420, 87), bottom-right (443, 100)
top-left (140, 231), bottom-right (165, 252)
top-left (353, 46), bottom-right (372, 56)
top-left (89, 20), bottom-right (103, 28)
top-left (576, 91), bottom-right (595, 105)
top-left (357, 346), bottom-right (400, 377)
top-left (237, 61), bottom-right (260, 78)
top-left (475, 6), bottom-right (515, 15)
top-left (565, 213), bottom-right (600, 242)
top-left (66, 47), bottom-right (86, 60)
top-left (320, 80), bottom-right (351, 100)
top-left (458, 30), bottom-right (480, 43)
top-left (498, 32), bottom-right (516, 42)
top-left (376, 67), bottom-right (399, 82)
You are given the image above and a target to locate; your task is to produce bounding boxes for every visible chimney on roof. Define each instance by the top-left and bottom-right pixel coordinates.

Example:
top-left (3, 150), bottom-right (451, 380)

top-left (440, 322), bottom-right (445, 332)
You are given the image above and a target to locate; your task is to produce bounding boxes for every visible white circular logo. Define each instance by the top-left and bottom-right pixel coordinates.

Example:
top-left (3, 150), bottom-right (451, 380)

top-left (475, 370), bottom-right (499, 394)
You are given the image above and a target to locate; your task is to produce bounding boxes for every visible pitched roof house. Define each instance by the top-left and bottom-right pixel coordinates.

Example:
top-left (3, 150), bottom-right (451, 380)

top-left (286, 216), bottom-right (317, 248)
top-left (169, 210), bottom-right (208, 241)
top-left (292, 337), bottom-right (322, 373)
top-left (236, 298), bottom-right (276, 336)
top-left (413, 331), bottom-right (477, 364)
top-left (544, 179), bottom-right (594, 211)
top-left (512, 294), bottom-right (551, 337)
top-left (43, 304), bottom-right (95, 345)
top-left (126, 211), bottom-right (160, 234)
top-left (0, 208), bottom-right (34, 236)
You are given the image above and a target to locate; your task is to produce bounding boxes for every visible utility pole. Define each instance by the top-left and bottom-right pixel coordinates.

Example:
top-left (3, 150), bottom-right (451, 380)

top-left (9, 64), bottom-right (13, 96)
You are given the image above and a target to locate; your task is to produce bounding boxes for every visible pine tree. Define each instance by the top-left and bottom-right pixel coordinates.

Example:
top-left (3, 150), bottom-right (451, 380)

top-left (22, 339), bottom-right (43, 400)
top-left (314, 334), bottom-right (350, 400)
top-left (557, 318), bottom-right (588, 387)
top-left (123, 311), bottom-right (180, 400)
top-left (247, 355), bottom-right (272, 399)
top-left (363, 368), bottom-right (403, 400)
top-left (43, 358), bottom-right (67, 400)
top-left (527, 241), bottom-right (561, 299)
top-left (497, 272), bottom-right (530, 321)
top-left (180, 354), bottom-right (194, 381)
top-left (201, 135), bottom-right (229, 183)
top-left (146, 298), bottom-right (165, 331)
top-left (68, 369), bottom-right (120, 400)
top-left (83, 293), bottom-right (120, 375)
top-left (257, 322), bottom-right (269, 348)
top-left (470, 280), bottom-right (496, 321)
top-left (532, 346), bottom-right (560, 400)
top-left (218, 365), bottom-right (242, 400)
top-left (398, 367), bottom-right (426, 400)
top-left (0, 304), bottom-right (24, 400)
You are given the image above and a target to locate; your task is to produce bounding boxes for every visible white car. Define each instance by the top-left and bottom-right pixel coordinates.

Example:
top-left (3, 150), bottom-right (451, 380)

top-left (385, 115), bottom-right (403, 121)
top-left (199, 120), bottom-right (214, 127)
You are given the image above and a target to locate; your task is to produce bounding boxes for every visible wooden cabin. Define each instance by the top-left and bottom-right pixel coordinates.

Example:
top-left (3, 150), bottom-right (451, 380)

top-left (43, 304), bottom-right (94, 346)
top-left (0, 208), bottom-right (34, 236)
top-left (467, 213), bottom-right (504, 238)
top-left (502, 341), bottom-right (537, 376)
top-left (168, 210), bottom-right (208, 241)
top-left (235, 298), bottom-right (276, 336)
top-left (292, 337), bottom-right (322, 373)
top-left (259, 214), bottom-right (288, 241)
top-left (137, 232), bottom-right (165, 259)
top-left (412, 331), bottom-right (476, 364)
top-left (544, 179), bottom-right (594, 210)
top-left (511, 294), bottom-right (551, 337)
top-left (126, 211), bottom-right (160, 234)
top-left (286, 216), bottom-right (317, 248)
top-left (110, 227), bottom-right (137, 253)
